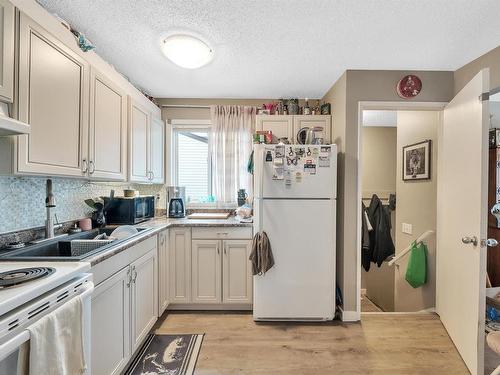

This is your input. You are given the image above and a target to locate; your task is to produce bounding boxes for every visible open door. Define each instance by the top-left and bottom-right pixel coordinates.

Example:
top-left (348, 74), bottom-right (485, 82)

top-left (437, 69), bottom-right (490, 375)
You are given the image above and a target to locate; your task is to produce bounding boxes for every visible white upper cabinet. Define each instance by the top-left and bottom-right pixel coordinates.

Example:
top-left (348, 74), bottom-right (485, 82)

top-left (293, 115), bottom-right (331, 144)
top-left (256, 115), bottom-right (332, 144)
top-left (89, 68), bottom-right (127, 181)
top-left (255, 115), bottom-right (293, 143)
top-left (128, 98), bottom-right (150, 182)
top-left (17, 13), bottom-right (89, 176)
top-left (150, 117), bottom-right (165, 184)
top-left (0, 0), bottom-right (14, 102)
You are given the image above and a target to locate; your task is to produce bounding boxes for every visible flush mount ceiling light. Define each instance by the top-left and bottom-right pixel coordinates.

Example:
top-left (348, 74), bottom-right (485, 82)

top-left (160, 34), bottom-right (214, 69)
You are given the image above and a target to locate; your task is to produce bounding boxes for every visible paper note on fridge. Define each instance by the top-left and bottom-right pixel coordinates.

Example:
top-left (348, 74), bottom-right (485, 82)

top-left (304, 163), bottom-right (316, 174)
top-left (319, 155), bottom-right (330, 167)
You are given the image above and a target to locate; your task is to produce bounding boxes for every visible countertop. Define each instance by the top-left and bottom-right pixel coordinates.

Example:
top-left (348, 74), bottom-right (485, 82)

top-left (86, 216), bottom-right (253, 266)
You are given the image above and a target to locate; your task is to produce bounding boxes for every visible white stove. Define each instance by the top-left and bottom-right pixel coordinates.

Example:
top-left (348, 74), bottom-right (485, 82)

top-left (0, 261), bottom-right (93, 374)
top-left (0, 262), bottom-right (90, 316)
top-left (0, 261), bottom-right (91, 316)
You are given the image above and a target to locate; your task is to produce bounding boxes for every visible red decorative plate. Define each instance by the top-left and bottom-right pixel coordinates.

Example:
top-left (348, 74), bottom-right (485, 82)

top-left (397, 75), bottom-right (422, 99)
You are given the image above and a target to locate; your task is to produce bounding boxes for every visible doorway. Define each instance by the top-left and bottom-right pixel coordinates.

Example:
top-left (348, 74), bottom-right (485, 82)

top-left (360, 109), bottom-right (440, 313)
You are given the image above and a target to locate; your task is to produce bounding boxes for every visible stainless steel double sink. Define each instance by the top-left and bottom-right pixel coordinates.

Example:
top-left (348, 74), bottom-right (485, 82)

top-left (0, 227), bottom-right (152, 261)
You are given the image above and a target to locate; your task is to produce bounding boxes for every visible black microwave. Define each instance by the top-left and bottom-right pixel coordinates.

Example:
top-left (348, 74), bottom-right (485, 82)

top-left (102, 196), bottom-right (155, 224)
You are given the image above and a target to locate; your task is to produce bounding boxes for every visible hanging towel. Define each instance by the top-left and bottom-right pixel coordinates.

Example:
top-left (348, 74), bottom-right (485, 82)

top-left (249, 231), bottom-right (275, 275)
top-left (28, 295), bottom-right (86, 375)
top-left (405, 241), bottom-right (428, 288)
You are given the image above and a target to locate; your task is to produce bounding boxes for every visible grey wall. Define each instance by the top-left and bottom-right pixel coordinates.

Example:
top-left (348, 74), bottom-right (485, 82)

top-left (394, 110), bottom-right (439, 312)
top-left (322, 70), bottom-right (454, 315)
top-left (454, 46), bottom-right (500, 95)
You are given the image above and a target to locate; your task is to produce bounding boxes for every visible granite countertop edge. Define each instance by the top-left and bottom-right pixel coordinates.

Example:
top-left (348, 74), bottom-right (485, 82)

top-left (87, 217), bottom-right (253, 266)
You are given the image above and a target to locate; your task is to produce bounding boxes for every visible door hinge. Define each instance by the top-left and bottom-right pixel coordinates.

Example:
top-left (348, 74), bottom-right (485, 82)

top-left (479, 92), bottom-right (490, 102)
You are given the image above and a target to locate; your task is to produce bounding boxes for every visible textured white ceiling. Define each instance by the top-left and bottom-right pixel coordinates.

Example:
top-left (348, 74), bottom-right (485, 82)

top-left (38, 0), bottom-right (500, 99)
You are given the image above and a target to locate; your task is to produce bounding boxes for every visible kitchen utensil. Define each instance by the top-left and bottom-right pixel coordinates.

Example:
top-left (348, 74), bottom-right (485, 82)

top-left (110, 225), bottom-right (139, 240)
top-left (78, 218), bottom-right (92, 231)
top-left (123, 189), bottom-right (138, 198)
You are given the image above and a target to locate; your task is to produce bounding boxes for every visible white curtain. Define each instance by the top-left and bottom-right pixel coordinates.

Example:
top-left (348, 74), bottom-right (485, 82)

top-left (210, 105), bottom-right (256, 203)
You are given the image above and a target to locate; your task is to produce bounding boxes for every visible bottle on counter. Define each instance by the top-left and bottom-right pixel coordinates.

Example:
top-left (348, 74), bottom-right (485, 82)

top-left (303, 98), bottom-right (311, 115)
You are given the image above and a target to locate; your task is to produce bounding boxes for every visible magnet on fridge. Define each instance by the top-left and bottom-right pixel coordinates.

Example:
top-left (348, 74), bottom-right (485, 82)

top-left (295, 171), bottom-right (303, 183)
top-left (312, 148), bottom-right (320, 157)
top-left (319, 155), bottom-right (331, 167)
top-left (304, 163), bottom-right (316, 174)
top-left (320, 146), bottom-right (331, 154)
top-left (274, 157), bottom-right (284, 166)
top-left (285, 170), bottom-right (292, 186)
top-left (265, 151), bottom-right (273, 162)
top-left (275, 145), bottom-right (285, 158)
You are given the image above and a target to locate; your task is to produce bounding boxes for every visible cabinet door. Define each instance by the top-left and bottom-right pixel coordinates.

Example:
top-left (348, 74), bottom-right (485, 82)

top-left (129, 98), bottom-right (150, 182)
top-left (158, 230), bottom-right (169, 315)
top-left (131, 248), bottom-right (158, 353)
top-left (293, 115), bottom-right (331, 144)
top-left (223, 240), bottom-right (253, 304)
top-left (169, 228), bottom-right (192, 303)
top-left (150, 117), bottom-right (165, 184)
top-left (17, 13), bottom-right (89, 176)
top-left (91, 267), bottom-right (131, 375)
top-left (192, 240), bottom-right (221, 303)
top-left (89, 68), bottom-right (127, 181)
top-left (0, 0), bottom-right (14, 102)
top-left (255, 115), bottom-right (293, 143)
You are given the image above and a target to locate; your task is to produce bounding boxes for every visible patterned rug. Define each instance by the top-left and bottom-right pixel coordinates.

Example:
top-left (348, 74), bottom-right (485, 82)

top-left (125, 333), bottom-right (204, 375)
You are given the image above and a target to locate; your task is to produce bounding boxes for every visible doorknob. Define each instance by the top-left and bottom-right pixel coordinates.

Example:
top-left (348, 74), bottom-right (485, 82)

top-left (462, 236), bottom-right (478, 246)
top-left (481, 238), bottom-right (499, 248)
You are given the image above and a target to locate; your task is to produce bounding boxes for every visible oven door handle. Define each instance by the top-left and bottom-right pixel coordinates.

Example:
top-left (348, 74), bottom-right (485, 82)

top-left (0, 281), bottom-right (94, 363)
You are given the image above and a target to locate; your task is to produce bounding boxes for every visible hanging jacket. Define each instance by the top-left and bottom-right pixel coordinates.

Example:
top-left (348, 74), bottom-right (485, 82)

top-left (361, 203), bottom-right (372, 271)
top-left (367, 194), bottom-right (395, 267)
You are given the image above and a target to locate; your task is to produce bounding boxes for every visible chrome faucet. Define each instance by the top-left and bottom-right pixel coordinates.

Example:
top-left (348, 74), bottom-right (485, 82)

top-left (45, 179), bottom-right (62, 239)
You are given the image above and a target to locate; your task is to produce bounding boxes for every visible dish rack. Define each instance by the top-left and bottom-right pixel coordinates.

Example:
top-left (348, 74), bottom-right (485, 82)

top-left (70, 239), bottom-right (114, 257)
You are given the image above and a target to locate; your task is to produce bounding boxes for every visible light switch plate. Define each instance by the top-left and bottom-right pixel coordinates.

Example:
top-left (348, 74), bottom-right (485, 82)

top-left (402, 223), bottom-right (413, 235)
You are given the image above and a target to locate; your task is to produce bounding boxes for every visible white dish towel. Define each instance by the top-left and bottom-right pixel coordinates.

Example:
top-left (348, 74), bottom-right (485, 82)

top-left (28, 295), bottom-right (86, 375)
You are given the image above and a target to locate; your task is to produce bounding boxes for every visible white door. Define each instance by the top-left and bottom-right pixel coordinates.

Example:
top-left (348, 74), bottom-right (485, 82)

top-left (150, 117), bottom-right (165, 183)
top-left (169, 228), bottom-right (192, 303)
top-left (223, 239), bottom-right (253, 304)
top-left (129, 98), bottom-right (150, 182)
top-left (130, 249), bottom-right (158, 353)
top-left (17, 13), bottom-right (89, 177)
top-left (91, 267), bottom-right (131, 375)
top-left (192, 240), bottom-right (221, 303)
top-left (0, 0), bottom-right (14, 102)
top-left (89, 68), bottom-right (127, 181)
top-left (158, 230), bottom-right (169, 315)
top-left (436, 69), bottom-right (489, 375)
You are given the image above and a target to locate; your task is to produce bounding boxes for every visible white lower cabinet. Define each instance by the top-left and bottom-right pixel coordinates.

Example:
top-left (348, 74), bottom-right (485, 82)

top-left (169, 228), bottom-right (192, 303)
top-left (91, 237), bottom-right (158, 375)
top-left (223, 240), bottom-right (253, 304)
top-left (167, 227), bottom-right (253, 307)
top-left (192, 240), bottom-right (221, 303)
top-left (131, 249), bottom-right (158, 352)
top-left (158, 230), bottom-right (169, 315)
top-left (91, 267), bottom-right (131, 375)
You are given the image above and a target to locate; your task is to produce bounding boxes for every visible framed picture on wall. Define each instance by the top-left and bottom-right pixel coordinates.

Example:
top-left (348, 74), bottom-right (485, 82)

top-left (402, 140), bottom-right (431, 181)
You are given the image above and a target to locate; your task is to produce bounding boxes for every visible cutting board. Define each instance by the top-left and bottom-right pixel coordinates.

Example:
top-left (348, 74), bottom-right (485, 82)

top-left (187, 212), bottom-right (231, 220)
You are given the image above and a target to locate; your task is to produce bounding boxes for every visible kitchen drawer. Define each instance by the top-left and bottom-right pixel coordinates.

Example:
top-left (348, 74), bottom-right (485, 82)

top-left (191, 227), bottom-right (252, 240)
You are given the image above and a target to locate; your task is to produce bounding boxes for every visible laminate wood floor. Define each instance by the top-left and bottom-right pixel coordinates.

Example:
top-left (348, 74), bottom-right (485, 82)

top-left (156, 312), bottom-right (469, 375)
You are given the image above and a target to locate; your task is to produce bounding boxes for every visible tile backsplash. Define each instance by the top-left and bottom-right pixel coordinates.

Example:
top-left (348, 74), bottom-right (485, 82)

top-left (0, 176), bottom-right (167, 234)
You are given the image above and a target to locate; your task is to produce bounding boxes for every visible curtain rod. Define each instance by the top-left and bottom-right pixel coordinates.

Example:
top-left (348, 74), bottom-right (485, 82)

top-left (161, 104), bottom-right (210, 109)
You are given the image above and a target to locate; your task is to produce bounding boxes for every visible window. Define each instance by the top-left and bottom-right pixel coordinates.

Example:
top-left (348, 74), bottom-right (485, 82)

top-left (172, 121), bottom-right (213, 203)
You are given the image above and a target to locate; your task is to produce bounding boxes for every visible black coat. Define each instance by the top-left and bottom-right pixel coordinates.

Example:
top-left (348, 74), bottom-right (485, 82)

top-left (366, 195), bottom-right (395, 268)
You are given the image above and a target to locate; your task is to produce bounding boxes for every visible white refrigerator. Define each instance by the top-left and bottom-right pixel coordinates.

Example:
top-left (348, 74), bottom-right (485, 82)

top-left (253, 144), bottom-right (337, 321)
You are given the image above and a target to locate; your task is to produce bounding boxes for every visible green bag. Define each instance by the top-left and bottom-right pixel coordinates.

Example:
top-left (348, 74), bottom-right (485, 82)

top-left (405, 241), bottom-right (427, 288)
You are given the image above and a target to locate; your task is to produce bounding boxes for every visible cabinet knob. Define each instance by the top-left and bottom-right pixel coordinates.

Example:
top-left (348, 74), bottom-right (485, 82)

top-left (89, 160), bottom-right (95, 174)
top-left (82, 159), bottom-right (88, 174)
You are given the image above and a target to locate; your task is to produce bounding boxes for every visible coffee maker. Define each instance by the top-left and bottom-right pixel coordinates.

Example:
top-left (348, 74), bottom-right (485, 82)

top-left (167, 186), bottom-right (186, 218)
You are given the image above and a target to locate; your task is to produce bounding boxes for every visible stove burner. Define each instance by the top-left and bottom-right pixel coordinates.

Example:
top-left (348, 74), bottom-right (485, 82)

top-left (0, 267), bottom-right (55, 288)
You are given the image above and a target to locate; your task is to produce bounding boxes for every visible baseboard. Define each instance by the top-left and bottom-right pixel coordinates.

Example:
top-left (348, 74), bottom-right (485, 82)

top-left (167, 303), bottom-right (253, 311)
top-left (340, 307), bottom-right (360, 322)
